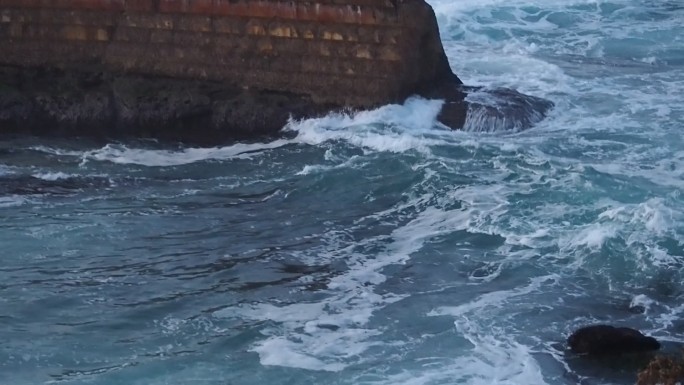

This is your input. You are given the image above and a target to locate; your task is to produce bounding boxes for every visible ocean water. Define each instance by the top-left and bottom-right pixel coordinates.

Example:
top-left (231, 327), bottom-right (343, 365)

top-left (2, 0), bottom-right (684, 384)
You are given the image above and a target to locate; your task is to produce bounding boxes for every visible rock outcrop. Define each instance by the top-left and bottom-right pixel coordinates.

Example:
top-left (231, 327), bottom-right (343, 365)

top-left (568, 325), bottom-right (661, 356)
top-left (637, 355), bottom-right (684, 385)
top-left (0, 0), bottom-right (553, 142)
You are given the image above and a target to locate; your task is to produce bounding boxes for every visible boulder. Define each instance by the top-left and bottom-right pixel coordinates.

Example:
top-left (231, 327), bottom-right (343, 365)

top-left (568, 325), bottom-right (661, 355)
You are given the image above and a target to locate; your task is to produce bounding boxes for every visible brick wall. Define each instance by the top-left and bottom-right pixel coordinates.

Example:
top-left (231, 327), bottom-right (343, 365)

top-left (0, 0), bottom-right (453, 107)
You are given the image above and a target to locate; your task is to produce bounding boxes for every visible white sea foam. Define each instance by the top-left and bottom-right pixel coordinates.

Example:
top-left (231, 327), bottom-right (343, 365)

top-left (590, 155), bottom-right (684, 190)
top-left (594, 199), bottom-right (682, 271)
top-left (80, 140), bottom-right (292, 166)
top-left (0, 196), bottom-right (26, 208)
top-left (504, 228), bottom-right (551, 248)
top-left (566, 224), bottom-right (617, 250)
top-left (29, 146), bottom-right (84, 157)
top-left (29, 96), bottom-right (443, 167)
top-left (215, 199), bottom-right (482, 372)
top-left (630, 294), bottom-right (656, 314)
top-left (428, 275), bottom-right (557, 318)
top-left (599, 198), bottom-right (675, 236)
top-left (295, 164), bottom-right (329, 176)
top-left (254, 338), bottom-right (347, 372)
top-left (375, 318), bottom-right (548, 385)
top-left (650, 301), bottom-right (684, 341)
top-left (37, 96), bottom-right (447, 169)
top-left (288, 97), bottom-right (444, 134)
top-left (449, 318), bottom-right (548, 385)
top-left (225, 292), bottom-right (395, 371)
top-left (373, 343), bottom-right (546, 385)
top-left (31, 171), bottom-right (75, 181)
top-left (0, 165), bottom-right (14, 176)
top-left (225, 177), bottom-right (571, 374)
top-left (295, 155), bottom-right (364, 176)
top-left (285, 97), bottom-right (446, 154)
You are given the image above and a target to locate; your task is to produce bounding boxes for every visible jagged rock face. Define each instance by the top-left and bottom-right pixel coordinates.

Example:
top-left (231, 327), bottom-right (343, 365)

top-left (568, 325), bottom-right (661, 355)
top-left (0, 0), bottom-right (553, 141)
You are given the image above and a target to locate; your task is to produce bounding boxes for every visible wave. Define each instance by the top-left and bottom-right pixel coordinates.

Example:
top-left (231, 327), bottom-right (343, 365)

top-left (285, 97), bottom-right (448, 154)
top-left (31, 171), bottom-right (78, 181)
top-left (80, 140), bottom-right (294, 166)
top-left (0, 195), bottom-right (27, 208)
top-left (428, 275), bottom-right (558, 318)
top-left (0, 165), bottom-right (15, 177)
top-left (0, 174), bottom-right (112, 196)
top-left (214, 195), bottom-right (480, 372)
top-left (366, 323), bottom-right (548, 385)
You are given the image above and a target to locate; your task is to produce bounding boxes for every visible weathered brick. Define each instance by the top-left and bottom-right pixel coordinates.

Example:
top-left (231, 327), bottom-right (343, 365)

top-left (0, 0), bottom-right (455, 107)
top-left (175, 15), bottom-right (212, 32)
top-left (149, 28), bottom-right (173, 44)
top-left (113, 26), bottom-right (151, 43)
top-left (120, 14), bottom-right (173, 30)
top-left (171, 30), bottom-right (214, 47)
top-left (8, 21), bottom-right (23, 37)
top-left (212, 17), bottom-right (244, 34)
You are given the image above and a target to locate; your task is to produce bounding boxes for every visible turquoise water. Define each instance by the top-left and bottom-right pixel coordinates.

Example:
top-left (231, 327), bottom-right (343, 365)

top-left (2, 1), bottom-right (684, 384)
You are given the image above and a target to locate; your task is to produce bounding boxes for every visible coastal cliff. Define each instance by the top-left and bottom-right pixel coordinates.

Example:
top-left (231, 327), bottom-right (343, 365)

top-left (0, 0), bottom-right (551, 142)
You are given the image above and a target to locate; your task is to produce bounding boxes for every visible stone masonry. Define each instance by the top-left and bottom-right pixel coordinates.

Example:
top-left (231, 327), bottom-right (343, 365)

top-left (0, 0), bottom-right (553, 142)
top-left (0, 0), bottom-right (456, 107)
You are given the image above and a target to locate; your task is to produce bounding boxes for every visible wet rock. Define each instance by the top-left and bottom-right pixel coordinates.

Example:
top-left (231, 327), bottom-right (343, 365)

top-left (427, 84), bottom-right (554, 132)
top-left (460, 87), bottom-right (555, 132)
top-left (637, 355), bottom-right (684, 385)
top-left (568, 325), bottom-right (661, 355)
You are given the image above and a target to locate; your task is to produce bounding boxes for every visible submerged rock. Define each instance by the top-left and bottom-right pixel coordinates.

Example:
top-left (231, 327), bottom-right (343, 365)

top-left (568, 325), bottom-right (661, 355)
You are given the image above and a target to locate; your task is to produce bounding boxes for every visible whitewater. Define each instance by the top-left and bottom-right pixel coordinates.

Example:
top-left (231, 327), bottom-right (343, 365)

top-left (1, 0), bottom-right (683, 384)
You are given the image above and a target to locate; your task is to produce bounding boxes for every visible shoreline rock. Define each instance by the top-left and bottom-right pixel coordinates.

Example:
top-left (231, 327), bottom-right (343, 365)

top-left (568, 325), bottom-right (661, 356)
top-left (637, 355), bottom-right (684, 385)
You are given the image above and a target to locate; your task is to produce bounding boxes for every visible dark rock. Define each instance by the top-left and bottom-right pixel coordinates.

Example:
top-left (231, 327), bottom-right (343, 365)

top-left (637, 355), bottom-right (684, 385)
top-left (568, 325), bottom-right (661, 355)
top-left (426, 84), bottom-right (554, 132)
top-left (460, 87), bottom-right (555, 132)
top-left (0, 65), bottom-right (554, 144)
